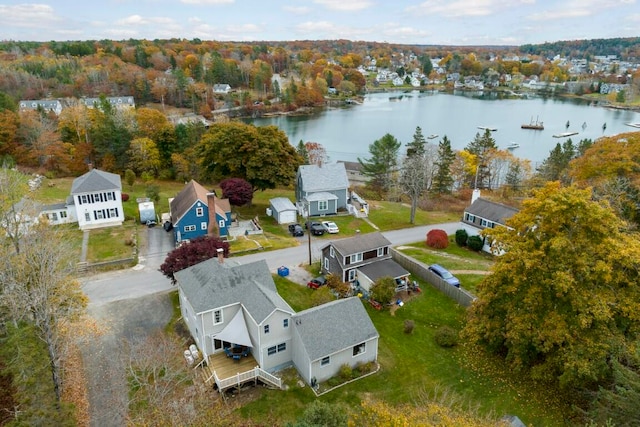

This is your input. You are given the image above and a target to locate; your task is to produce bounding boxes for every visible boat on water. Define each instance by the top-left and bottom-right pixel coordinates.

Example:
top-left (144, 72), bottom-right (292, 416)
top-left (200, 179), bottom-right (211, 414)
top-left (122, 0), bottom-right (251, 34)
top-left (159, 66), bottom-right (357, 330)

top-left (521, 116), bottom-right (544, 130)
top-left (427, 134), bottom-right (438, 139)
top-left (553, 131), bottom-right (579, 138)
top-left (478, 126), bottom-right (497, 131)
top-left (507, 142), bottom-right (520, 149)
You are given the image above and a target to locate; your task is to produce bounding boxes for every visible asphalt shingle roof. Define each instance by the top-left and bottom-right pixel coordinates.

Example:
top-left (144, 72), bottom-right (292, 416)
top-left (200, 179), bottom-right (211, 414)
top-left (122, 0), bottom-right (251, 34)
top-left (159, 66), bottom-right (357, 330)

top-left (70, 169), bottom-right (121, 194)
top-left (169, 180), bottom-right (210, 223)
top-left (270, 197), bottom-right (296, 212)
top-left (327, 232), bottom-right (391, 257)
top-left (174, 259), bottom-right (294, 323)
top-left (357, 258), bottom-right (409, 282)
top-left (298, 163), bottom-right (349, 193)
top-left (292, 297), bottom-right (378, 361)
top-left (466, 197), bottom-right (519, 225)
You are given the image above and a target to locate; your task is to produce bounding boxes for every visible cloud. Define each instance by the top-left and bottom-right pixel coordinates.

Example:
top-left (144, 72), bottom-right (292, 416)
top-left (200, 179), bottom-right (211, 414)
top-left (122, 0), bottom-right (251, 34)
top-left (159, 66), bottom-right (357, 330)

top-left (180, 0), bottom-right (234, 4)
top-left (284, 6), bottom-right (311, 15)
top-left (0, 4), bottom-right (62, 28)
top-left (116, 15), bottom-right (175, 26)
top-left (313, 0), bottom-right (373, 12)
top-left (528, 0), bottom-right (635, 21)
top-left (294, 21), bottom-right (374, 40)
top-left (407, 0), bottom-right (533, 18)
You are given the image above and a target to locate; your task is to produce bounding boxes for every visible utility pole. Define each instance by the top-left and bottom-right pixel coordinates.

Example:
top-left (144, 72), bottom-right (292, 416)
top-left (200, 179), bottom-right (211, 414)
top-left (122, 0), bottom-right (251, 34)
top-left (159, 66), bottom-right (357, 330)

top-left (306, 200), bottom-right (312, 265)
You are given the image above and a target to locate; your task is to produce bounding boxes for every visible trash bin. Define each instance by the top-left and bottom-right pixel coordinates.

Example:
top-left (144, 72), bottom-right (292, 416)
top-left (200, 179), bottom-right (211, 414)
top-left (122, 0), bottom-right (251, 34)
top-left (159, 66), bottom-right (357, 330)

top-left (277, 266), bottom-right (289, 277)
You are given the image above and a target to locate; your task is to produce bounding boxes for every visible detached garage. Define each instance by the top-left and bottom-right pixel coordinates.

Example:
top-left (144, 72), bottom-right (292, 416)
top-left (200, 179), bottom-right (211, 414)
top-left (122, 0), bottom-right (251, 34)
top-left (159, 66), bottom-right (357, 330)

top-left (268, 197), bottom-right (297, 224)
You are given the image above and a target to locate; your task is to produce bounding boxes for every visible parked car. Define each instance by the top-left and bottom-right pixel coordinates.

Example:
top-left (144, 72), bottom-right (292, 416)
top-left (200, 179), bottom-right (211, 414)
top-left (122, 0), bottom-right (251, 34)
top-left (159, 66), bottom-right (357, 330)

top-left (305, 221), bottom-right (325, 235)
top-left (307, 276), bottom-right (327, 289)
top-left (288, 223), bottom-right (304, 237)
top-left (428, 264), bottom-right (460, 288)
top-left (321, 221), bottom-right (339, 234)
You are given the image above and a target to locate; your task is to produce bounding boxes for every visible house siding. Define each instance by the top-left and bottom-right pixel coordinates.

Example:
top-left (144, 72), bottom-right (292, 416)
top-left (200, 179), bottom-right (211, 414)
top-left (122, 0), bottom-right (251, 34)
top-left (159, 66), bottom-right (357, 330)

top-left (74, 190), bottom-right (124, 230)
top-left (310, 337), bottom-right (378, 383)
top-left (309, 198), bottom-right (338, 217)
top-left (174, 200), bottom-right (209, 243)
top-left (257, 310), bottom-right (293, 372)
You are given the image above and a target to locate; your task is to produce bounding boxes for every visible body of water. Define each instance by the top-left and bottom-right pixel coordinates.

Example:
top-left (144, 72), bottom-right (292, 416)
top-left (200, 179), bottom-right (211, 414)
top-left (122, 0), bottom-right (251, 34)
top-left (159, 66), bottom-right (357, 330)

top-left (250, 91), bottom-right (640, 165)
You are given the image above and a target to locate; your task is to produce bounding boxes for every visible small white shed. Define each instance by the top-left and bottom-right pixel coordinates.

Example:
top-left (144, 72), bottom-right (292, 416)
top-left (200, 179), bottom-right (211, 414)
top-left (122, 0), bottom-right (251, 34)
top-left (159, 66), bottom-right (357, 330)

top-left (269, 197), bottom-right (297, 224)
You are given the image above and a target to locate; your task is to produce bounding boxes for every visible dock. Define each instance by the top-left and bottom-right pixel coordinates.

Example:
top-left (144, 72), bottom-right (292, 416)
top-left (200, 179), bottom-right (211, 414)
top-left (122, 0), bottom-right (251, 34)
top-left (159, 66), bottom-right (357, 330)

top-left (553, 131), bottom-right (579, 138)
top-left (625, 123), bottom-right (640, 129)
top-left (478, 126), bottom-right (497, 131)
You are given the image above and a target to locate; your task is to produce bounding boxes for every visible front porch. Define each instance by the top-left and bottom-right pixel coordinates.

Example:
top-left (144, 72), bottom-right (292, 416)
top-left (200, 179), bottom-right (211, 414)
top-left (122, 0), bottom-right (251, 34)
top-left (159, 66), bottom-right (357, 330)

top-left (199, 351), bottom-right (282, 392)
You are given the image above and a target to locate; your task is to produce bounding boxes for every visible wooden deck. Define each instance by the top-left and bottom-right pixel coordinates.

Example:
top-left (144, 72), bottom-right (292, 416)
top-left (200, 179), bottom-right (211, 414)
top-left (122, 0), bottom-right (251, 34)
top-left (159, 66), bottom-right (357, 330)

top-left (200, 351), bottom-right (283, 392)
top-left (209, 351), bottom-right (257, 379)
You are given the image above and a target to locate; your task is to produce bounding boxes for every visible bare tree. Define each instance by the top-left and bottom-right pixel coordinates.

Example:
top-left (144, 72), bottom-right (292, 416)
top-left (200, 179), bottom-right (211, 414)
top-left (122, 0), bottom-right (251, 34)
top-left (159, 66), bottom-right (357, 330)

top-left (0, 164), bottom-right (31, 254)
top-left (399, 145), bottom-right (437, 224)
top-left (0, 224), bottom-right (87, 403)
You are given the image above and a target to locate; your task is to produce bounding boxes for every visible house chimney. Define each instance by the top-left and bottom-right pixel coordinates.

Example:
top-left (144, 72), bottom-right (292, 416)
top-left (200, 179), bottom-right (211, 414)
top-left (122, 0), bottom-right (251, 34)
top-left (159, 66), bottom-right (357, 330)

top-left (206, 192), bottom-right (219, 237)
top-left (471, 188), bottom-right (481, 204)
top-left (87, 162), bottom-right (93, 170)
top-left (217, 247), bottom-right (224, 264)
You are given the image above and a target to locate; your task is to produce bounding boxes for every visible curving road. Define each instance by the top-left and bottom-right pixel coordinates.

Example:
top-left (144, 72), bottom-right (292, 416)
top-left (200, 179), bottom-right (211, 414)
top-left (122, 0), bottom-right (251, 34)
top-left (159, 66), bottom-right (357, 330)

top-left (81, 221), bottom-right (464, 305)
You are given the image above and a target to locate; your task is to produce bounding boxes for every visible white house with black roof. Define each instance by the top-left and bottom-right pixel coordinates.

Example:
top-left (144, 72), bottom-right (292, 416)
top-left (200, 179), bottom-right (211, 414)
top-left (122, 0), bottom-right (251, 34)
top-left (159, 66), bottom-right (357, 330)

top-left (321, 231), bottom-right (409, 292)
top-left (174, 256), bottom-right (379, 387)
top-left (461, 190), bottom-right (519, 253)
top-left (71, 168), bottom-right (124, 230)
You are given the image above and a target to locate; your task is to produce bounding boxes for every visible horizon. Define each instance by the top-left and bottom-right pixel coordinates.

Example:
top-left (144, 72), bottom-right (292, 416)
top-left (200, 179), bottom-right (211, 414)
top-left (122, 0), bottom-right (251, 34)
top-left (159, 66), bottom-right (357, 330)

top-left (1, 1), bottom-right (639, 46)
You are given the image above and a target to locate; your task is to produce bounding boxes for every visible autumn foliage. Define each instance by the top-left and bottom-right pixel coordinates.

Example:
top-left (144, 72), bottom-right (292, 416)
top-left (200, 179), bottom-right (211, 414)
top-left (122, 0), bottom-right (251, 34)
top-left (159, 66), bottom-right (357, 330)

top-left (160, 236), bottom-right (230, 283)
top-left (426, 229), bottom-right (449, 249)
top-left (220, 177), bottom-right (253, 207)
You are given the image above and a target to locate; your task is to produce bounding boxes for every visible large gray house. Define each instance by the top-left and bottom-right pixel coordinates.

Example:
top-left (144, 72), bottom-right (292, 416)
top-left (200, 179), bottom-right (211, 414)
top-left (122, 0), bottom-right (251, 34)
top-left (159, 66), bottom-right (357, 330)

top-left (174, 256), bottom-right (379, 388)
top-left (295, 163), bottom-right (349, 216)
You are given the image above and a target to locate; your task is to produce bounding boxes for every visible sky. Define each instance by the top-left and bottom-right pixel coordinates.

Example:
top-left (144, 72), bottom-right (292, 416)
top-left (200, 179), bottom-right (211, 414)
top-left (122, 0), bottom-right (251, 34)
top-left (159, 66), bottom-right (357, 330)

top-left (0, 0), bottom-right (638, 46)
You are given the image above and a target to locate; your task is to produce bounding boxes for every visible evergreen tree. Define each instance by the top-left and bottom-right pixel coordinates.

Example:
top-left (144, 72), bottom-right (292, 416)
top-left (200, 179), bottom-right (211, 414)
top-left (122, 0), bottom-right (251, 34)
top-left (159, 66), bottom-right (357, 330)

top-left (465, 129), bottom-right (497, 189)
top-left (406, 126), bottom-right (427, 157)
top-left (358, 133), bottom-right (401, 195)
top-left (296, 140), bottom-right (309, 164)
top-left (536, 138), bottom-right (577, 184)
top-left (432, 136), bottom-right (455, 194)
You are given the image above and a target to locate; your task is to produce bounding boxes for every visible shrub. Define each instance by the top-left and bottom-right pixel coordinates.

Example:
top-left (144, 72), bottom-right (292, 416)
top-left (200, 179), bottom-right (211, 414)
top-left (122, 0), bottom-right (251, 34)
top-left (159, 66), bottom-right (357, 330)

top-left (370, 276), bottom-right (396, 306)
top-left (121, 193), bottom-right (130, 202)
top-left (426, 229), bottom-right (449, 249)
top-left (404, 319), bottom-right (415, 334)
top-left (434, 326), bottom-right (458, 347)
top-left (467, 235), bottom-right (484, 252)
top-left (339, 363), bottom-right (353, 381)
top-left (455, 229), bottom-right (468, 246)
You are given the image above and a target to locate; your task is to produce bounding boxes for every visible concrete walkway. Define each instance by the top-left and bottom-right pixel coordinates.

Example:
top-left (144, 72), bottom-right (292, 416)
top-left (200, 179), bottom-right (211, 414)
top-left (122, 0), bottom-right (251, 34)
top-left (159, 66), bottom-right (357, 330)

top-left (80, 230), bottom-right (89, 262)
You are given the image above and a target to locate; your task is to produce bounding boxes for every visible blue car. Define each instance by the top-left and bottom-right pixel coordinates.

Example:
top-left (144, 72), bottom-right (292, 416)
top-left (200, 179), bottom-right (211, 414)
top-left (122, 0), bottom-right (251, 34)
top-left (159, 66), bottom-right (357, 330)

top-left (428, 264), bottom-right (460, 288)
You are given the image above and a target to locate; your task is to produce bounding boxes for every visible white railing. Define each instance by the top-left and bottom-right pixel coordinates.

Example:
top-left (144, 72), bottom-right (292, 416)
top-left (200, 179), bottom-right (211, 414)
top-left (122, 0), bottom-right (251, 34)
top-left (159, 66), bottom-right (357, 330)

top-left (214, 367), bottom-right (282, 391)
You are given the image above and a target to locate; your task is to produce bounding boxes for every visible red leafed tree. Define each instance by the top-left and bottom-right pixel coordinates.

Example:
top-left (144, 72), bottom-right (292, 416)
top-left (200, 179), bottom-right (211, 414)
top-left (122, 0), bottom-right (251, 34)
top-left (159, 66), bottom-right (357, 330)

top-left (426, 229), bottom-right (449, 249)
top-left (220, 177), bottom-right (253, 207)
top-left (160, 236), bottom-right (230, 283)
top-left (305, 142), bottom-right (328, 166)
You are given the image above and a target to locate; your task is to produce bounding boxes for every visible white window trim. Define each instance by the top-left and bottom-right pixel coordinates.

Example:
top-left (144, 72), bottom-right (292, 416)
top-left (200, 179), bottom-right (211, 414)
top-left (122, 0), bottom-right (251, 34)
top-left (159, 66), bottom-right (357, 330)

top-left (318, 200), bottom-right (328, 211)
top-left (184, 225), bottom-right (196, 232)
top-left (323, 257), bottom-right (329, 270)
top-left (348, 269), bottom-right (356, 282)
top-left (377, 247), bottom-right (384, 257)
top-left (201, 222), bottom-right (207, 230)
top-left (321, 356), bottom-right (330, 366)
top-left (353, 342), bottom-right (366, 357)
top-left (196, 207), bottom-right (204, 217)
top-left (329, 247), bottom-right (335, 258)
top-left (213, 309), bottom-right (223, 325)
top-left (352, 252), bottom-right (363, 263)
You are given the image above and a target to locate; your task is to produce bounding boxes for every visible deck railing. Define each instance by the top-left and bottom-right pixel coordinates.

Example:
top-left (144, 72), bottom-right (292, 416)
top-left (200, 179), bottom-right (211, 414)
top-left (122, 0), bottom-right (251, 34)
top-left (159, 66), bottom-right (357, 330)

top-left (214, 366), bottom-right (282, 391)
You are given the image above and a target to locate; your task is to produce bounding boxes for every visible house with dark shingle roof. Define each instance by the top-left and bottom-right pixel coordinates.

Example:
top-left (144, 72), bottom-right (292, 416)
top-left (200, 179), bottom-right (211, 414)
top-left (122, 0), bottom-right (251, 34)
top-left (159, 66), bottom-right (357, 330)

top-left (295, 163), bottom-right (349, 216)
top-left (169, 180), bottom-right (231, 244)
top-left (175, 257), bottom-right (378, 387)
top-left (291, 297), bottom-right (379, 384)
top-left (461, 190), bottom-right (519, 253)
top-left (71, 168), bottom-right (124, 230)
top-left (321, 232), bottom-right (409, 292)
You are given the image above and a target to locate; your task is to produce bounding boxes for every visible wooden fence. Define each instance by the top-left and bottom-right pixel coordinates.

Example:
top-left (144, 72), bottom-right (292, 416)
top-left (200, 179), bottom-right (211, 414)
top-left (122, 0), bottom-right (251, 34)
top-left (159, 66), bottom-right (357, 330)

top-left (391, 249), bottom-right (477, 307)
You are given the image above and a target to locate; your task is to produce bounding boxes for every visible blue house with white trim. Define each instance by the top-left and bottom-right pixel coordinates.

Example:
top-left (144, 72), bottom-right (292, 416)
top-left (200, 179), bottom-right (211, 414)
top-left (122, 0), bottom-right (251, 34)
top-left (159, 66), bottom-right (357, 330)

top-left (169, 180), bottom-right (231, 244)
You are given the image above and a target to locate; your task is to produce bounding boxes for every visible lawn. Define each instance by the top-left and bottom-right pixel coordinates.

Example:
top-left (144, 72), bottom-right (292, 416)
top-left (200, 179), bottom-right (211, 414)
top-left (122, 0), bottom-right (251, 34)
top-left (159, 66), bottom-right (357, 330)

top-left (238, 276), bottom-right (570, 426)
top-left (397, 239), bottom-right (494, 294)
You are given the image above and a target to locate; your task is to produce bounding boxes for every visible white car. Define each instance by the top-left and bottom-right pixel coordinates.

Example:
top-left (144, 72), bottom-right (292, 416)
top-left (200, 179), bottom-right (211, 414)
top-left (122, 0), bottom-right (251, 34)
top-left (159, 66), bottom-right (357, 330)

top-left (322, 221), bottom-right (339, 234)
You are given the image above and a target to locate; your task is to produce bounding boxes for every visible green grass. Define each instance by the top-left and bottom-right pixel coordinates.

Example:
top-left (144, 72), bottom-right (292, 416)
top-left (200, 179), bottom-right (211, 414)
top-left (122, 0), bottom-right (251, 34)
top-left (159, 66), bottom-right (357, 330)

top-left (86, 225), bottom-right (137, 262)
top-left (367, 200), bottom-right (461, 230)
top-left (241, 276), bottom-right (570, 426)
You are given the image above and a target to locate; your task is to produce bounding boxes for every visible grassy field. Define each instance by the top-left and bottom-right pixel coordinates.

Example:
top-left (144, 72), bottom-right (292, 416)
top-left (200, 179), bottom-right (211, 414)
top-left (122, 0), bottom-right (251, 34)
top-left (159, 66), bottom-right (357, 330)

top-left (236, 275), bottom-right (570, 425)
top-left (32, 178), bottom-right (466, 263)
top-left (397, 239), bottom-right (494, 294)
